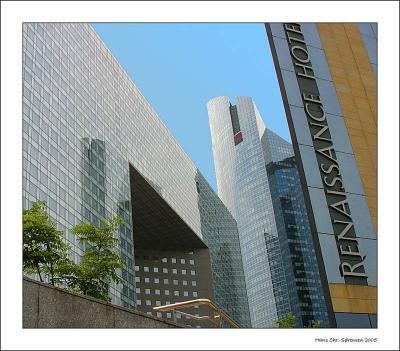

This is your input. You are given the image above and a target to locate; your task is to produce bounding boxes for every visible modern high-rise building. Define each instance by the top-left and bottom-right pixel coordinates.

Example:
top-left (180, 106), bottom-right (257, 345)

top-left (262, 128), bottom-right (330, 328)
top-left (265, 23), bottom-right (377, 328)
top-left (207, 96), bottom-right (331, 327)
top-left (22, 23), bottom-right (251, 328)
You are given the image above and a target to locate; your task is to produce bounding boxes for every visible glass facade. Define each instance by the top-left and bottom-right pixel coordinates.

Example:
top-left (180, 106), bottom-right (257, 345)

top-left (22, 23), bottom-right (250, 325)
top-left (262, 129), bottom-right (330, 327)
top-left (207, 96), bottom-right (291, 327)
top-left (196, 172), bottom-right (251, 327)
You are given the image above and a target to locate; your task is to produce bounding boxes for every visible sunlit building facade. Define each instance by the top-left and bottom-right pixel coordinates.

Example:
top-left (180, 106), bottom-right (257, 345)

top-left (207, 96), bottom-right (331, 327)
top-left (265, 22), bottom-right (377, 327)
top-left (208, 96), bottom-right (292, 327)
top-left (22, 23), bottom-right (251, 327)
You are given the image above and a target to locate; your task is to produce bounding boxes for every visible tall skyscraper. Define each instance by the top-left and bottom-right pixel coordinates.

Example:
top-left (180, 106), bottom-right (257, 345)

top-left (208, 96), bottom-right (335, 327)
top-left (265, 22), bottom-right (377, 328)
top-left (207, 96), bottom-right (292, 327)
top-left (22, 23), bottom-right (251, 327)
top-left (262, 128), bottom-right (330, 327)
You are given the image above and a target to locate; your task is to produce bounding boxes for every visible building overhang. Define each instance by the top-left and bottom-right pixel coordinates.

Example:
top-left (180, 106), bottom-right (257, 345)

top-left (129, 164), bottom-right (207, 250)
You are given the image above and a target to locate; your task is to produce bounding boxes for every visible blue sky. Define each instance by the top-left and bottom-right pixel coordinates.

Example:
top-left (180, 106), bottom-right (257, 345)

top-left (92, 23), bottom-right (290, 191)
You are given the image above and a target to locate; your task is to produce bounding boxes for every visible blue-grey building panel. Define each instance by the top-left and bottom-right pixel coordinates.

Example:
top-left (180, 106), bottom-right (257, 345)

top-left (269, 23), bottom-right (286, 39)
top-left (358, 23), bottom-right (378, 78)
top-left (273, 37), bottom-right (295, 72)
top-left (307, 45), bottom-right (333, 81)
top-left (335, 152), bottom-right (365, 196)
top-left (335, 312), bottom-right (372, 328)
top-left (298, 145), bottom-right (324, 189)
top-left (318, 234), bottom-right (345, 284)
top-left (347, 193), bottom-right (376, 239)
top-left (289, 106), bottom-right (313, 147)
top-left (357, 238), bottom-right (377, 286)
top-left (315, 78), bottom-right (344, 117)
top-left (301, 23), bottom-right (323, 49)
top-left (326, 114), bottom-right (354, 154)
top-left (281, 69), bottom-right (304, 108)
top-left (308, 187), bottom-right (335, 235)
top-left (358, 23), bottom-right (376, 38)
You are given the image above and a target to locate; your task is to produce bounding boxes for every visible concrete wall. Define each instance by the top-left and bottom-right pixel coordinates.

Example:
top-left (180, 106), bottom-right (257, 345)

top-left (23, 277), bottom-right (181, 328)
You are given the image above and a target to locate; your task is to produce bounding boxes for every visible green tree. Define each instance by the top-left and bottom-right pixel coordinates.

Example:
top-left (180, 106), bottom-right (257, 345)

top-left (310, 320), bottom-right (321, 328)
top-left (68, 217), bottom-right (125, 301)
top-left (275, 312), bottom-right (297, 328)
top-left (23, 201), bottom-right (71, 285)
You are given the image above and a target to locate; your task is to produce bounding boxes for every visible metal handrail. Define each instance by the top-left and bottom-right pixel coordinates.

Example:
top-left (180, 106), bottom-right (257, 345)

top-left (153, 298), bottom-right (240, 328)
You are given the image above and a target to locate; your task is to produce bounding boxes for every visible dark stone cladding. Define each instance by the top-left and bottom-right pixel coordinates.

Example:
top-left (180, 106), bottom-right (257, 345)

top-left (23, 277), bottom-right (181, 328)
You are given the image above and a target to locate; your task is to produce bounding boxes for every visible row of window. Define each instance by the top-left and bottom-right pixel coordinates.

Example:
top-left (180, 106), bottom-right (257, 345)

top-left (137, 289), bottom-right (198, 297)
top-left (135, 276), bottom-right (197, 286)
top-left (135, 266), bottom-right (196, 275)
top-left (136, 279), bottom-right (197, 295)
top-left (144, 310), bottom-right (200, 321)
top-left (137, 257), bottom-right (195, 265)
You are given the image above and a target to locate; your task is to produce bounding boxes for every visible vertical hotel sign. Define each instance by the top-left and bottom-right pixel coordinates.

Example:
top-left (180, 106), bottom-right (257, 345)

top-left (283, 23), bottom-right (368, 284)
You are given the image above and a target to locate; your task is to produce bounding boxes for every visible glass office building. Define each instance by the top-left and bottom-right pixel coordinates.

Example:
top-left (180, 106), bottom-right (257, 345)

top-left (262, 128), bottom-right (330, 327)
top-left (22, 23), bottom-right (250, 327)
top-left (265, 23), bottom-right (377, 327)
top-left (207, 96), bottom-right (292, 327)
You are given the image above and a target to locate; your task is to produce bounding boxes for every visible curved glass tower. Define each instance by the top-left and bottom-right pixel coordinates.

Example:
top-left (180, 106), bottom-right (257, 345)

top-left (208, 95), bottom-right (332, 328)
top-left (207, 96), bottom-right (291, 327)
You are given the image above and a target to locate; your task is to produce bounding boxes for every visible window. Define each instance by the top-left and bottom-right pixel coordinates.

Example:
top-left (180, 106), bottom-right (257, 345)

top-left (156, 300), bottom-right (161, 306)
top-left (135, 287), bottom-right (141, 294)
top-left (164, 290), bottom-right (170, 296)
top-left (182, 269), bottom-right (187, 275)
top-left (134, 265), bottom-right (139, 272)
top-left (162, 257), bottom-right (167, 263)
top-left (192, 281), bottom-right (197, 286)
top-left (189, 259), bottom-right (195, 265)
top-left (145, 288), bottom-right (150, 295)
top-left (144, 277), bottom-right (150, 283)
top-left (174, 291), bottom-right (179, 296)
top-left (153, 267), bottom-right (159, 273)
top-left (184, 291), bottom-right (189, 297)
top-left (146, 300), bottom-right (151, 306)
top-left (183, 280), bottom-right (187, 286)
top-left (163, 268), bottom-right (168, 273)
top-left (193, 292), bottom-right (198, 297)
top-left (146, 312), bottom-right (152, 316)
top-left (156, 312), bottom-right (162, 318)
top-left (191, 270), bottom-right (196, 276)
top-left (154, 278), bottom-right (159, 284)
top-left (144, 266), bottom-right (149, 272)
top-left (136, 299), bottom-right (141, 305)
top-left (155, 289), bottom-right (160, 295)
top-left (172, 268), bottom-right (177, 274)
top-left (171, 258), bottom-right (176, 264)
top-left (135, 276), bottom-right (140, 283)
top-left (166, 312), bottom-right (172, 318)
top-left (173, 279), bottom-right (178, 285)
top-left (163, 278), bottom-right (169, 284)
top-left (180, 259), bottom-right (185, 264)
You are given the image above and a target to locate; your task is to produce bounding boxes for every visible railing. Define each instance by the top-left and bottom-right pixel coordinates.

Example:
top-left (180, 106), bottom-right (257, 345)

top-left (153, 298), bottom-right (240, 328)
